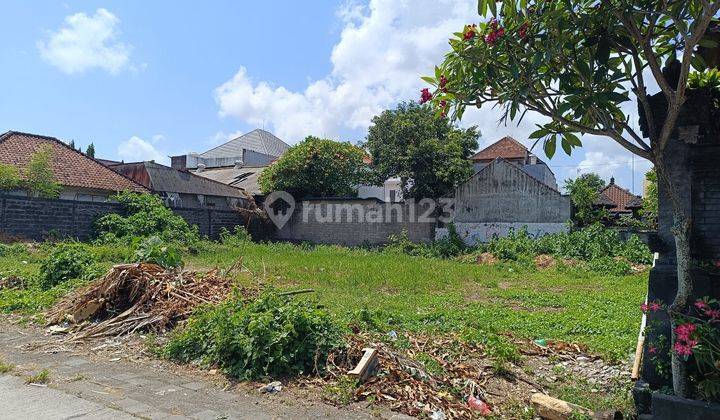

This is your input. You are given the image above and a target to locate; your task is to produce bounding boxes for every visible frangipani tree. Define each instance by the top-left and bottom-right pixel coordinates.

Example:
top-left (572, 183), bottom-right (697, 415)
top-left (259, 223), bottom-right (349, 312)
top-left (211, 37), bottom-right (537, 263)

top-left (425, 0), bottom-right (720, 397)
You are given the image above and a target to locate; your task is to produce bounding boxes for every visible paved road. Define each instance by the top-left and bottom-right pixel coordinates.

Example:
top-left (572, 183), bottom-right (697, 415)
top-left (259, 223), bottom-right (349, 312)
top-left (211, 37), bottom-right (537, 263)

top-left (0, 374), bottom-right (135, 419)
top-left (0, 319), bottom-right (403, 419)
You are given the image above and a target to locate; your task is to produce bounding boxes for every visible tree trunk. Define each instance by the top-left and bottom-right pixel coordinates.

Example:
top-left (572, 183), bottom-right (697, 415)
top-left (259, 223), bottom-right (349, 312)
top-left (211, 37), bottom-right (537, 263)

top-left (670, 213), bottom-right (692, 397)
top-left (658, 159), bottom-right (693, 397)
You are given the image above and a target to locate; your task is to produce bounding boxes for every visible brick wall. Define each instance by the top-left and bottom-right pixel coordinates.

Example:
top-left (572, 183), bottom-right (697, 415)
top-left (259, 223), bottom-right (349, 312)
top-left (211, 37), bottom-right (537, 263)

top-left (274, 199), bottom-right (435, 246)
top-left (0, 194), bottom-right (265, 241)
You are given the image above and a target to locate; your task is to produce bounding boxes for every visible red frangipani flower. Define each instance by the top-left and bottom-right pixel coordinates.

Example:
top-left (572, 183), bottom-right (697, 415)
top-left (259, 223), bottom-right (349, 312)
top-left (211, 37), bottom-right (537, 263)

top-left (463, 24), bottom-right (477, 40)
top-left (420, 88), bottom-right (432, 104)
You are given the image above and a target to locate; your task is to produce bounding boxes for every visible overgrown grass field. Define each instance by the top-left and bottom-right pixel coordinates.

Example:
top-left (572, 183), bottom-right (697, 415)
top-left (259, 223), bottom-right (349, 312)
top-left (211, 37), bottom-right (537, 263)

top-left (1, 239), bottom-right (646, 362)
top-left (185, 241), bottom-right (645, 362)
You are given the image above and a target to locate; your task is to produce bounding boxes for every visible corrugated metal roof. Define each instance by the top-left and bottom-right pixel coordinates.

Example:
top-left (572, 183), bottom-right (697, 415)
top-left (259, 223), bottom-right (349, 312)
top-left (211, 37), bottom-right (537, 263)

top-left (192, 165), bottom-right (267, 196)
top-left (200, 129), bottom-right (290, 159)
top-left (110, 161), bottom-right (250, 199)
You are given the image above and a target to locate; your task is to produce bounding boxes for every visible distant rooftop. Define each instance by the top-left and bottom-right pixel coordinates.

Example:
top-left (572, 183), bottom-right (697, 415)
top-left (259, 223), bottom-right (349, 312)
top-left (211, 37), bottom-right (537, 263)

top-left (200, 129), bottom-right (290, 159)
top-left (471, 136), bottom-right (530, 161)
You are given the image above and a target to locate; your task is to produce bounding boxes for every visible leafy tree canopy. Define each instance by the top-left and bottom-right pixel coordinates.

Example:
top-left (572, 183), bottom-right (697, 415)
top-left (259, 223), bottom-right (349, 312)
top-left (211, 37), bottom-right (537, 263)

top-left (25, 145), bottom-right (61, 198)
top-left (0, 163), bottom-right (21, 191)
top-left (85, 143), bottom-right (95, 158)
top-left (364, 101), bottom-right (479, 199)
top-left (258, 136), bottom-right (369, 198)
top-left (564, 172), bottom-right (607, 227)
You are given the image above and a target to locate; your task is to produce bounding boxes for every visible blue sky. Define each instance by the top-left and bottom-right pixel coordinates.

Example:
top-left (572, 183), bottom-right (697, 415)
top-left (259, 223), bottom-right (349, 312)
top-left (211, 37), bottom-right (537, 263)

top-left (0, 0), bottom-right (653, 193)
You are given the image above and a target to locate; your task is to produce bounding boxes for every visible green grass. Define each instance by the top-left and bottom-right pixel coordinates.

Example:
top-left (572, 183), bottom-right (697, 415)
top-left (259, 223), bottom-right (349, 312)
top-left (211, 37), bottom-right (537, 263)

top-left (186, 241), bottom-right (646, 362)
top-left (0, 359), bottom-right (14, 374)
top-left (1, 239), bottom-right (647, 362)
top-left (24, 368), bottom-right (50, 384)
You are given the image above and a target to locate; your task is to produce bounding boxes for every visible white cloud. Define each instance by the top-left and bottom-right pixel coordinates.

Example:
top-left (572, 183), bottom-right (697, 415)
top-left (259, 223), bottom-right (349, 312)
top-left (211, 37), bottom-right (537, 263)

top-left (215, 0), bottom-right (477, 142)
top-left (214, 0), bottom-right (654, 191)
top-left (37, 8), bottom-right (133, 75)
top-left (117, 135), bottom-right (169, 165)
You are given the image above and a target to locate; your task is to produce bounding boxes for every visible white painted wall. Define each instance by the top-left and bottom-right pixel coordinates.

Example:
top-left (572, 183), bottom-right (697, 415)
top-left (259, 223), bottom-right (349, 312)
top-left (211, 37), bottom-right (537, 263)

top-left (436, 222), bottom-right (569, 245)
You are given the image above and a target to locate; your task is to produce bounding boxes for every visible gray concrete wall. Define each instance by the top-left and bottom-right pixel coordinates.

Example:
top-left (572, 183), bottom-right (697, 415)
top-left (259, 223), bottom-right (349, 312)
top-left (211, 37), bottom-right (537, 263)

top-left (436, 222), bottom-right (568, 245)
top-left (275, 199), bottom-right (435, 246)
top-left (0, 194), bottom-right (264, 241)
top-left (454, 159), bottom-right (571, 223)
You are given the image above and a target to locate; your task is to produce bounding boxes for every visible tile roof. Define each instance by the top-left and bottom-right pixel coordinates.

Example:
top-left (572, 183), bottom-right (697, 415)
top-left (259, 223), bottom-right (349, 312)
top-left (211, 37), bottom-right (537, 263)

top-left (0, 131), bottom-right (147, 193)
top-left (200, 129), bottom-right (290, 159)
top-left (598, 180), bottom-right (641, 213)
top-left (109, 161), bottom-right (250, 199)
top-left (471, 136), bottom-right (529, 161)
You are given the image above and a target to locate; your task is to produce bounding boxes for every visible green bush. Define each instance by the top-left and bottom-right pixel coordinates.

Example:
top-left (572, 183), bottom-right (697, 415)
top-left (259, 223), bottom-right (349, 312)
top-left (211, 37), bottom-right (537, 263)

top-left (164, 289), bottom-right (343, 380)
top-left (0, 243), bottom-right (28, 258)
top-left (386, 224), bottom-right (467, 259)
top-left (219, 226), bottom-right (251, 246)
top-left (38, 243), bottom-right (98, 290)
top-left (94, 192), bottom-right (200, 245)
top-left (134, 236), bottom-right (183, 269)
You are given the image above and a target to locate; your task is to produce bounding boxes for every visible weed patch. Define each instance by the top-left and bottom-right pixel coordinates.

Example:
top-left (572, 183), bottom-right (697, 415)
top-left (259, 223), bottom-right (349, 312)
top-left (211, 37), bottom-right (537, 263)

top-left (25, 368), bottom-right (50, 384)
top-left (164, 289), bottom-right (344, 380)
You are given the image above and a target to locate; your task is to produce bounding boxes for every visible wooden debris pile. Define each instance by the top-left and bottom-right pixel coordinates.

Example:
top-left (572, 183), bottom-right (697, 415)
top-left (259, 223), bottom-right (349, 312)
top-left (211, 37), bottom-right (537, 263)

top-left (46, 263), bottom-right (239, 340)
top-left (317, 333), bottom-right (594, 419)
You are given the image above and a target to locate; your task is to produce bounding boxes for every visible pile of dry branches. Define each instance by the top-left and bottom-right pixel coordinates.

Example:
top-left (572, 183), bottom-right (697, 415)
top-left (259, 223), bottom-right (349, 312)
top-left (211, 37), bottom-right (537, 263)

top-left (316, 333), bottom-right (591, 419)
top-left (46, 263), bottom-right (239, 340)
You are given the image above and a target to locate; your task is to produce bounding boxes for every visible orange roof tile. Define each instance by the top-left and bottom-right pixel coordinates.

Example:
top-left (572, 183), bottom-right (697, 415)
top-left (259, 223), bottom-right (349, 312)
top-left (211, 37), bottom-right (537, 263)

top-left (471, 136), bottom-right (529, 161)
top-left (599, 180), bottom-right (641, 213)
top-left (0, 131), bottom-right (147, 193)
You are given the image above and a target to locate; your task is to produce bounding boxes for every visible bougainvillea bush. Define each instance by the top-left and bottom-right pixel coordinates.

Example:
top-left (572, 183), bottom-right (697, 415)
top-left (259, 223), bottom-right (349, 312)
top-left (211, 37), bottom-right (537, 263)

top-left (643, 297), bottom-right (720, 401)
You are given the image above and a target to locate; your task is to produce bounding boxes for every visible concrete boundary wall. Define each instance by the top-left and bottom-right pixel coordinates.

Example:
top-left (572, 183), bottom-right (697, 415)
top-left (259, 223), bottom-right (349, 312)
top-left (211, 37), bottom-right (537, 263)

top-left (0, 194), bottom-right (261, 241)
top-left (275, 199), bottom-right (435, 246)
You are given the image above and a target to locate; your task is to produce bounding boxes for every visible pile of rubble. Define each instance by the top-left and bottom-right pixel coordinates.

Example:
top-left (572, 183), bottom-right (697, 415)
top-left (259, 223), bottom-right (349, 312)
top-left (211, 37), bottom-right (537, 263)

top-left (312, 332), bottom-right (626, 419)
top-left (46, 263), bottom-right (241, 340)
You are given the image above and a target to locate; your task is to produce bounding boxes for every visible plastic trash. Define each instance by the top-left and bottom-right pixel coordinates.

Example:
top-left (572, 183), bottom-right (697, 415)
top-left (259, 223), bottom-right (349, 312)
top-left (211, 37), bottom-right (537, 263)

top-left (534, 338), bottom-right (548, 347)
top-left (430, 409), bottom-right (446, 420)
top-left (467, 395), bottom-right (492, 416)
top-left (259, 380), bottom-right (283, 393)
top-left (387, 330), bottom-right (398, 340)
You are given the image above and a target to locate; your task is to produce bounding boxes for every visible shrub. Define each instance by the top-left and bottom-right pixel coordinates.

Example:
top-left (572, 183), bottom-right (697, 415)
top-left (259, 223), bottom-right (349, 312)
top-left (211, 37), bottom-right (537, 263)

top-left (164, 289), bottom-right (343, 380)
top-left (219, 226), bottom-right (251, 246)
top-left (94, 192), bottom-right (200, 245)
top-left (386, 224), bottom-right (467, 259)
top-left (0, 243), bottom-right (28, 257)
top-left (38, 243), bottom-right (98, 290)
top-left (25, 146), bottom-right (61, 198)
top-left (134, 236), bottom-right (183, 269)
top-left (0, 163), bottom-right (21, 191)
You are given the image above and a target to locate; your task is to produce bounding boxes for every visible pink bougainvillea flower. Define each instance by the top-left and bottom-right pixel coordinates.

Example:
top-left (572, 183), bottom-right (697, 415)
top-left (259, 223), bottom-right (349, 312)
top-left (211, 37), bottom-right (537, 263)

top-left (640, 303), bottom-right (649, 313)
top-left (674, 341), bottom-right (694, 357)
top-left (706, 309), bottom-right (720, 319)
top-left (420, 88), bottom-right (432, 104)
top-left (695, 300), bottom-right (709, 311)
top-left (675, 323), bottom-right (697, 341)
top-left (649, 302), bottom-right (662, 311)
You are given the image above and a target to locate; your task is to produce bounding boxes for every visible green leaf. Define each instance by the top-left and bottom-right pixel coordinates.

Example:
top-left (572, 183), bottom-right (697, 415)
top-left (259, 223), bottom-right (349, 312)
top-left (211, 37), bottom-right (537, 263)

top-left (421, 76), bottom-right (437, 85)
top-left (529, 128), bottom-right (547, 139)
top-left (544, 137), bottom-right (556, 159)
top-left (561, 137), bottom-right (572, 155)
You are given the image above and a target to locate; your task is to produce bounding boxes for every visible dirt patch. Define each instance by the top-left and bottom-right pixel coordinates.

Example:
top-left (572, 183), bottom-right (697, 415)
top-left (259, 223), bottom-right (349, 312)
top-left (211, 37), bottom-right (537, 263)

top-left (476, 252), bottom-right (498, 265)
top-left (534, 254), bottom-right (556, 269)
